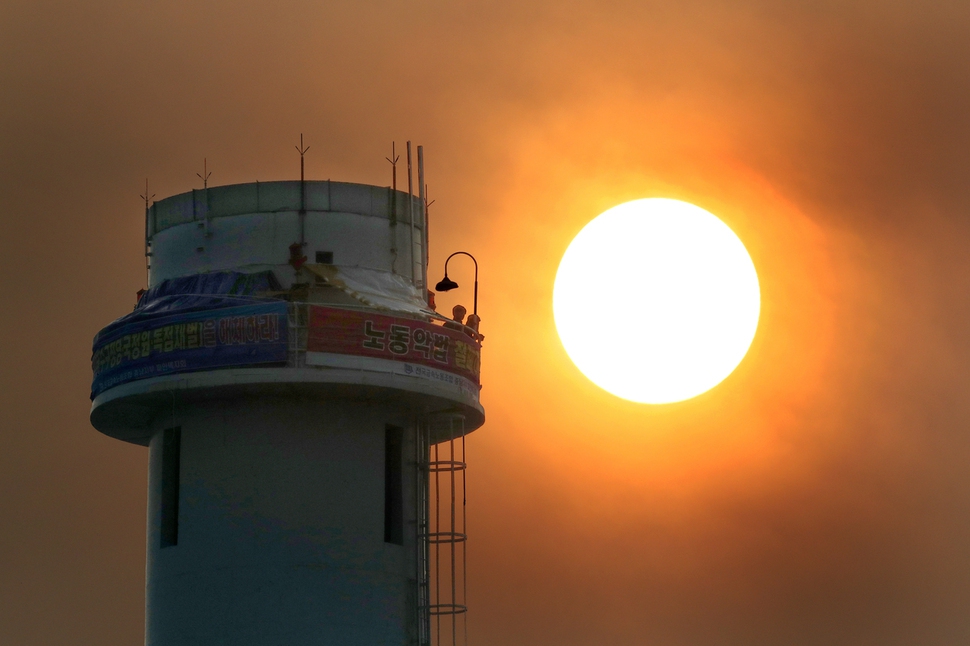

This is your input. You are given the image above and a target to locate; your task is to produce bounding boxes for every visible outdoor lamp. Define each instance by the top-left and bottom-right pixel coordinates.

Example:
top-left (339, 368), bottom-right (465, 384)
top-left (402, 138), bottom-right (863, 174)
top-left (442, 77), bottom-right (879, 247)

top-left (436, 251), bottom-right (478, 316)
top-left (435, 276), bottom-right (459, 292)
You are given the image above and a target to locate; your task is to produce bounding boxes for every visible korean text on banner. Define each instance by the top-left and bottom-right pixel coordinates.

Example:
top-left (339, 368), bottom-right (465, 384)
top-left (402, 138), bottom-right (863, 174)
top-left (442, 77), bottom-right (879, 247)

top-left (306, 307), bottom-right (481, 384)
top-left (91, 302), bottom-right (288, 398)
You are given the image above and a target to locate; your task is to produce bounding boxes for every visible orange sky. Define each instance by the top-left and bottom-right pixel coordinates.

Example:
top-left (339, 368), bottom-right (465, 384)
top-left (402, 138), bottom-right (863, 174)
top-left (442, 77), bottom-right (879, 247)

top-left (4, 1), bottom-right (970, 644)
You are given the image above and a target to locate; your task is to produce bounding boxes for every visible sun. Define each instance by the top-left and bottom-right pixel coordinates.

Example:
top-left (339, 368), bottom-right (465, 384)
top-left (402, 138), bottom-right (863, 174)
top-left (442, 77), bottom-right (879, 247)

top-left (553, 198), bottom-right (761, 404)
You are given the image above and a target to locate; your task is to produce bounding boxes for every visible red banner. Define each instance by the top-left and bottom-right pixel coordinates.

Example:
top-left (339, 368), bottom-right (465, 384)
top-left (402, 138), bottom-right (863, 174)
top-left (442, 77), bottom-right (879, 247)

top-left (307, 307), bottom-right (481, 384)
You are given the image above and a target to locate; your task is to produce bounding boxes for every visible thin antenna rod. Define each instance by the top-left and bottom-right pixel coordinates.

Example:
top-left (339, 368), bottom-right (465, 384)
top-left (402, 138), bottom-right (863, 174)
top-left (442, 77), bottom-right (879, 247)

top-left (295, 133), bottom-right (310, 183)
top-left (418, 145), bottom-right (427, 293)
top-left (140, 178), bottom-right (156, 287)
top-left (425, 182), bottom-right (435, 303)
top-left (196, 158), bottom-right (211, 188)
top-left (295, 134), bottom-right (310, 246)
top-left (140, 178), bottom-right (156, 211)
top-left (385, 142), bottom-right (399, 191)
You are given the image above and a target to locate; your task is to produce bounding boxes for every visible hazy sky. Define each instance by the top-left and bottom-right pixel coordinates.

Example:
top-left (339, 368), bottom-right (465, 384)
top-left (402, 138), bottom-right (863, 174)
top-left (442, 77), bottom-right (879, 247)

top-left (4, 1), bottom-right (970, 644)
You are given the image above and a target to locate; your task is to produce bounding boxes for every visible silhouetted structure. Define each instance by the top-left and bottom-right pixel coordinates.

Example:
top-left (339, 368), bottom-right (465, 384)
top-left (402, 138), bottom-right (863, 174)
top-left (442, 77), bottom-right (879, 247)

top-left (90, 179), bottom-right (482, 645)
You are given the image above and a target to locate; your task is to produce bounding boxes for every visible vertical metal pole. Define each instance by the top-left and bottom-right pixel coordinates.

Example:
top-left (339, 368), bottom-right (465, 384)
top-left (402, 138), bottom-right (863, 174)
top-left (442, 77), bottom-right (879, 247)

top-left (473, 277), bottom-right (478, 318)
top-left (141, 178), bottom-right (155, 288)
top-left (145, 204), bottom-right (150, 286)
top-left (450, 435), bottom-right (457, 646)
top-left (414, 419), bottom-right (427, 646)
top-left (434, 440), bottom-right (441, 646)
top-left (423, 424), bottom-right (432, 645)
top-left (296, 135), bottom-right (309, 249)
top-left (417, 146), bottom-right (427, 294)
top-left (300, 176), bottom-right (306, 249)
top-left (412, 420), bottom-right (418, 643)
top-left (407, 141), bottom-right (415, 284)
top-left (203, 185), bottom-right (210, 239)
top-left (196, 159), bottom-right (212, 239)
top-left (387, 143), bottom-right (400, 276)
top-left (388, 142), bottom-right (398, 191)
top-left (461, 430), bottom-right (468, 646)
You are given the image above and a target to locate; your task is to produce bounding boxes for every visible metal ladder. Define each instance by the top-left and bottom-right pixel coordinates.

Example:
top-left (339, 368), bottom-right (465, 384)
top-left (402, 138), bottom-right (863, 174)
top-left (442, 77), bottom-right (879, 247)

top-left (417, 414), bottom-right (468, 646)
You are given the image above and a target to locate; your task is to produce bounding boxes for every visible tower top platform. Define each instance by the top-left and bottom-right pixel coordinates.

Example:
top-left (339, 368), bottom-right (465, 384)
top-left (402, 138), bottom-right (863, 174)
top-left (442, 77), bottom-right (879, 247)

top-left (91, 179), bottom-right (483, 445)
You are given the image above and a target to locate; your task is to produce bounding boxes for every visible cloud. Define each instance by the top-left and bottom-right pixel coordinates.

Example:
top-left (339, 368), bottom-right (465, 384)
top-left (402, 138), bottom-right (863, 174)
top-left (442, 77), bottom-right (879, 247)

top-left (2, 0), bottom-right (970, 643)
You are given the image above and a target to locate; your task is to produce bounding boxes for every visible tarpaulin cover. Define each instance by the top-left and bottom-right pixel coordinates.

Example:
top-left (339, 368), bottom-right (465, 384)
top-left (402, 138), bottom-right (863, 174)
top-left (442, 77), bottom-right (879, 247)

top-left (302, 264), bottom-right (440, 319)
top-left (95, 270), bottom-right (283, 342)
top-left (91, 271), bottom-right (287, 398)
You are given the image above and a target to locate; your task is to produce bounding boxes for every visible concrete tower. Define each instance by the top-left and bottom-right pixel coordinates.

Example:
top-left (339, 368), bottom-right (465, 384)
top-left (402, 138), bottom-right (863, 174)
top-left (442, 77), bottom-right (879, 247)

top-left (90, 177), bottom-right (483, 645)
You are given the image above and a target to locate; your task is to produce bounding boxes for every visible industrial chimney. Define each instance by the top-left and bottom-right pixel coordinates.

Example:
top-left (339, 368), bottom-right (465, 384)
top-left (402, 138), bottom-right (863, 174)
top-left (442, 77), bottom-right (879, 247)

top-left (90, 178), bottom-right (482, 645)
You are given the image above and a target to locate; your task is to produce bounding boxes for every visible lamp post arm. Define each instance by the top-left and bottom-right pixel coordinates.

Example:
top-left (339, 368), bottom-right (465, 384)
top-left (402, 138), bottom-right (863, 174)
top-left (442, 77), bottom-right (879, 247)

top-left (443, 251), bottom-right (478, 274)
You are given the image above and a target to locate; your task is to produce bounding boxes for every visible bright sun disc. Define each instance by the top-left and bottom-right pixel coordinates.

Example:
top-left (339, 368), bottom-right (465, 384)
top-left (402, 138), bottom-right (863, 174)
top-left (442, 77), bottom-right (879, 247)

top-left (553, 198), bottom-right (760, 404)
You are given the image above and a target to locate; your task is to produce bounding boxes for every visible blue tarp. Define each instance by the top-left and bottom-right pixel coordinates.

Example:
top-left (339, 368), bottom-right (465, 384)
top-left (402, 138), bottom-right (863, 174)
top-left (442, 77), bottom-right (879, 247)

top-left (91, 271), bottom-right (287, 399)
top-left (95, 270), bottom-right (283, 344)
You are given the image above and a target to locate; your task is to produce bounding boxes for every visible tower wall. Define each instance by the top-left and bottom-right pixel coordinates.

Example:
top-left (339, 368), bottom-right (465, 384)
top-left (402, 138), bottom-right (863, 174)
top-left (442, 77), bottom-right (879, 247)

top-left (148, 181), bottom-right (427, 289)
top-left (145, 398), bottom-right (421, 645)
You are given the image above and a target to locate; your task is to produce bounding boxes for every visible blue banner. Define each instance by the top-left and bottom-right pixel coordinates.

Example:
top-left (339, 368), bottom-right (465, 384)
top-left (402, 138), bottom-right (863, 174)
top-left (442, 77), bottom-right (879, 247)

top-left (91, 302), bottom-right (288, 398)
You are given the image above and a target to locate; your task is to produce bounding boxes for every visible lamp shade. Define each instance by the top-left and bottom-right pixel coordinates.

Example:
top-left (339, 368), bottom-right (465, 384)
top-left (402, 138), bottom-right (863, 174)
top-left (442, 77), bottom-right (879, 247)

top-left (435, 276), bottom-right (459, 292)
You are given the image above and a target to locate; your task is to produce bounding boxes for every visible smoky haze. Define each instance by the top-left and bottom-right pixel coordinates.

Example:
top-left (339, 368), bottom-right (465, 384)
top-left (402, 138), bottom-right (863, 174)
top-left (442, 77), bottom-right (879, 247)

top-left (3, 1), bottom-right (970, 644)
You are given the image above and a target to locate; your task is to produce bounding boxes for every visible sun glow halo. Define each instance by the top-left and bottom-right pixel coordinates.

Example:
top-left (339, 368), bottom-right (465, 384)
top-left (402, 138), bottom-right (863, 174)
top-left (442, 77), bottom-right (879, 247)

top-left (553, 198), bottom-right (760, 404)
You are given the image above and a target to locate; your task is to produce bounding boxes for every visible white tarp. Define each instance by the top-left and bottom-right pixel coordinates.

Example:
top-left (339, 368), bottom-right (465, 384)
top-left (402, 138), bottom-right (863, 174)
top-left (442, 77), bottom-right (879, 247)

top-left (302, 264), bottom-right (443, 319)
